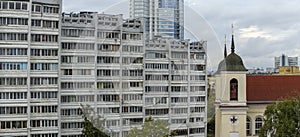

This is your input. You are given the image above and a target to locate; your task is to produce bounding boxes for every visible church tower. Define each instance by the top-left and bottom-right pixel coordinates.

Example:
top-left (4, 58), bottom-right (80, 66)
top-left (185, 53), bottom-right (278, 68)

top-left (215, 25), bottom-right (248, 137)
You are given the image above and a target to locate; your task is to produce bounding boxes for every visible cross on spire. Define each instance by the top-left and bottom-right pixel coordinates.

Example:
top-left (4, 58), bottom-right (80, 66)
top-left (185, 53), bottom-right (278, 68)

top-left (231, 24), bottom-right (235, 53)
top-left (224, 35), bottom-right (227, 58)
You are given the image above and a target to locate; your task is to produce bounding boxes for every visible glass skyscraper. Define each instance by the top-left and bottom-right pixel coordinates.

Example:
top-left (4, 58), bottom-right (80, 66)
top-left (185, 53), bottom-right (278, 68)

top-left (130, 0), bottom-right (184, 40)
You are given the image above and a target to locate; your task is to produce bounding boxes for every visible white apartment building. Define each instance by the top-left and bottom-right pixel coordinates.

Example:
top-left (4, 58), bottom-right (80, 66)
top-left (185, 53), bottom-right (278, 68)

top-left (61, 12), bottom-right (144, 137)
top-left (130, 0), bottom-right (184, 40)
top-left (0, 0), bottom-right (61, 137)
top-left (61, 12), bottom-right (207, 137)
top-left (144, 38), bottom-right (207, 136)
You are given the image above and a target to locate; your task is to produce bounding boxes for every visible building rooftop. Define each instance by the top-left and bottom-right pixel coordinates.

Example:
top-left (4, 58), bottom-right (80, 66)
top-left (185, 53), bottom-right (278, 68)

top-left (247, 75), bottom-right (300, 102)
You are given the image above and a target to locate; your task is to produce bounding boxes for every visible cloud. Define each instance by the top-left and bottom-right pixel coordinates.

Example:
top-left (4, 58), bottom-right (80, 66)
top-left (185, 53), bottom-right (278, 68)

top-left (239, 26), bottom-right (287, 41)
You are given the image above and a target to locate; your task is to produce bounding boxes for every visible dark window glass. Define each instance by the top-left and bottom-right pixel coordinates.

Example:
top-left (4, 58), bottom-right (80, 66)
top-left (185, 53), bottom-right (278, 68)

top-left (2, 2), bottom-right (8, 9)
top-left (21, 3), bottom-right (27, 10)
top-left (16, 2), bottom-right (21, 9)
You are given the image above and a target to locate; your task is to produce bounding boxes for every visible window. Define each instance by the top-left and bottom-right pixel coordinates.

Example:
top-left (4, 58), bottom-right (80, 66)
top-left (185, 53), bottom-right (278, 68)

top-left (0, 62), bottom-right (27, 70)
top-left (122, 57), bottom-right (143, 64)
top-left (190, 96), bottom-right (205, 102)
top-left (62, 43), bottom-right (94, 50)
top-left (171, 97), bottom-right (187, 103)
top-left (145, 63), bottom-right (169, 70)
top-left (61, 95), bottom-right (94, 103)
top-left (0, 121), bottom-right (27, 129)
top-left (122, 106), bottom-right (142, 113)
top-left (61, 108), bottom-right (82, 116)
top-left (43, 5), bottom-right (59, 14)
top-left (145, 52), bottom-right (167, 59)
top-left (98, 44), bottom-right (120, 52)
top-left (190, 107), bottom-right (205, 113)
top-left (62, 69), bottom-right (92, 75)
top-left (0, 107), bottom-right (27, 115)
top-left (145, 86), bottom-right (168, 93)
top-left (171, 86), bottom-right (187, 92)
top-left (247, 117), bottom-right (251, 135)
top-left (62, 56), bottom-right (94, 63)
top-left (97, 107), bottom-right (119, 114)
top-left (31, 49), bottom-right (58, 56)
top-left (190, 128), bottom-right (205, 134)
top-left (145, 109), bottom-right (168, 115)
top-left (30, 63), bottom-right (58, 71)
top-left (30, 120), bottom-right (57, 127)
top-left (31, 19), bottom-right (41, 27)
top-left (0, 92), bottom-right (27, 100)
top-left (61, 82), bottom-right (94, 89)
top-left (0, 17), bottom-right (28, 26)
top-left (255, 117), bottom-right (263, 135)
top-left (122, 94), bottom-right (142, 101)
top-left (61, 122), bottom-right (82, 129)
top-left (97, 95), bottom-right (119, 102)
top-left (31, 92), bottom-right (57, 99)
top-left (0, 33), bottom-right (27, 41)
top-left (97, 56), bottom-right (119, 64)
top-left (30, 77), bottom-right (58, 85)
top-left (172, 108), bottom-right (187, 114)
top-left (129, 82), bottom-right (142, 88)
top-left (122, 118), bottom-right (142, 126)
top-left (97, 69), bottom-right (119, 76)
top-left (97, 82), bottom-right (119, 89)
top-left (30, 106), bottom-right (57, 113)
top-left (62, 29), bottom-right (94, 37)
top-left (230, 78), bottom-right (238, 101)
top-left (122, 45), bottom-right (143, 53)
top-left (0, 78), bottom-right (27, 86)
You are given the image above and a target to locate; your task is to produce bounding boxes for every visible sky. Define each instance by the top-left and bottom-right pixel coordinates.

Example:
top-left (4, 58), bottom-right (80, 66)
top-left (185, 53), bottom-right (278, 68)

top-left (63, 0), bottom-right (300, 71)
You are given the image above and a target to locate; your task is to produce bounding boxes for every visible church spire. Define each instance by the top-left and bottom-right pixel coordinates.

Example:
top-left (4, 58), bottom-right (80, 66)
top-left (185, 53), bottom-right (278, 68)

top-left (224, 35), bottom-right (227, 58)
top-left (231, 24), bottom-right (235, 53)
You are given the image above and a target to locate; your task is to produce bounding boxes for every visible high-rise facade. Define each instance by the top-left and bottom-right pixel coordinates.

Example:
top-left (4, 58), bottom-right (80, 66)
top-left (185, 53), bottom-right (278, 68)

top-left (275, 54), bottom-right (298, 69)
top-left (61, 12), bottom-right (144, 137)
top-left (61, 12), bottom-right (207, 137)
top-left (130, 0), bottom-right (184, 40)
top-left (0, 0), bottom-right (61, 136)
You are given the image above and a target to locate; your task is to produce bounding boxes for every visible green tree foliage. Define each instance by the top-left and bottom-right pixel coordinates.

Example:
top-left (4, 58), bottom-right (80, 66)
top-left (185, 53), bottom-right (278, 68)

top-left (207, 114), bottom-right (215, 137)
top-left (82, 117), bottom-right (109, 137)
top-left (126, 117), bottom-right (177, 137)
top-left (259, 96), bottom-right (300, 137)
top-left (81, 104), bottom-right (109, 137)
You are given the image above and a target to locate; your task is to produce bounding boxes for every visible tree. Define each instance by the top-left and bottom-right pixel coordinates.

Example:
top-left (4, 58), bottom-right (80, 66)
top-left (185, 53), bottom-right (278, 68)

top-left (126, 117), bottom-right (177, 137)
top-left (82, 117), bottom-right (109, 137)
top-left (207, 114), bottom-right (215, 137)
top-left (259, 96), bottom-right (300, 137)
top-left (81, 104), bottom-right (109, 137)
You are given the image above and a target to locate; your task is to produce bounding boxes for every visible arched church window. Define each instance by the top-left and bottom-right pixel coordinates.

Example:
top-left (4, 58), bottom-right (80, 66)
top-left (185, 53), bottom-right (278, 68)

top-left (230, 78), bottom-right (238, 100)
top-left (255, 117), bottom-right (263, 135)
top-left (246, 116), bottom-right (251, 135)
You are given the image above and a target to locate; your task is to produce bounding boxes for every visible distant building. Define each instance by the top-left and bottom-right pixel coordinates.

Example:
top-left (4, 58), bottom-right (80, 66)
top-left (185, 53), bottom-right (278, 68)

top-left (276, 66), bottom-right (300, 75)
top-left (274, 54), bottom-right (298, 69)
top-left (130, 0), bottom-right (184, 40)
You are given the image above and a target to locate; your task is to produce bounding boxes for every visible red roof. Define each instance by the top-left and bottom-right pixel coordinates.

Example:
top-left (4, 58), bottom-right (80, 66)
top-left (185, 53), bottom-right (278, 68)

top-left (246, 75), bottom-right (300, 102)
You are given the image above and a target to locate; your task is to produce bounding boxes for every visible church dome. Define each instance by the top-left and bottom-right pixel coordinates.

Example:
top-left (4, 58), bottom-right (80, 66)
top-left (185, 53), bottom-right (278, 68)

top-left (217, 27), bottom-right (247, 72)
top-left (217, 52), bottom-right (247, 71)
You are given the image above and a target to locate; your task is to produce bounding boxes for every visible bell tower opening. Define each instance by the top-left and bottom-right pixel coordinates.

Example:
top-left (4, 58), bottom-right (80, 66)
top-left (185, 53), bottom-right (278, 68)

top-left (230, 78), bottom-right (238, 101)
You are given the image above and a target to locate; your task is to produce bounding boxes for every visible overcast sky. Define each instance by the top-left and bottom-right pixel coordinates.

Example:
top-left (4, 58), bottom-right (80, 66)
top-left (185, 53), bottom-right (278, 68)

top-left (63, 0), bottom-right (300, 71)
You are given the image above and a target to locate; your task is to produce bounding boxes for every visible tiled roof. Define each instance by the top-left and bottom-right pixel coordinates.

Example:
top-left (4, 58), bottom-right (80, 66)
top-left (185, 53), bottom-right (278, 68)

top-left (246, 75), bottom-right (300, 101)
